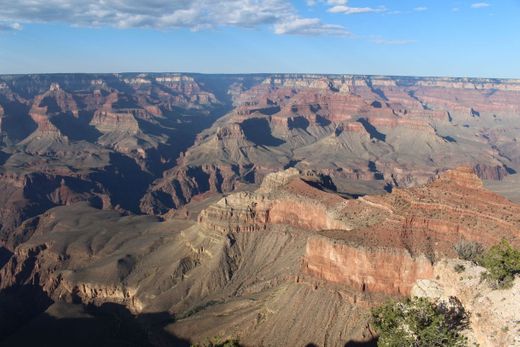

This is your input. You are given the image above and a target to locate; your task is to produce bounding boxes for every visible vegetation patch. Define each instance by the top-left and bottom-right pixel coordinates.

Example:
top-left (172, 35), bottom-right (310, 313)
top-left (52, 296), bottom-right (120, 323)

top-left (371, 296), bottom-right (468, 347)
top-left (478, 239), bottom-right (520, 289)
top-left (454, 240), bottom-right (484, 263)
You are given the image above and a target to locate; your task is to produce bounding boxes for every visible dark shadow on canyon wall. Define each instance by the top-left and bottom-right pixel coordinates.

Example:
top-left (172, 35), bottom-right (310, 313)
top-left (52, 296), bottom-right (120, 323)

top-left (0, 285), bottom-right (190, 347)
top-left (304, 337), bottom-right (378, 347)
top-left (345, 338), bottom-right (378, 347)
top-left (0, 246), bottom-right (12, 268)
top-left (0, 151), bottom-right (9, 165)
top-left (357, 118), bottom-right (386, 142)
top-left (0, 284), bottom-right (54, 340)
top-left (241, 118), bottom-right (285, 146)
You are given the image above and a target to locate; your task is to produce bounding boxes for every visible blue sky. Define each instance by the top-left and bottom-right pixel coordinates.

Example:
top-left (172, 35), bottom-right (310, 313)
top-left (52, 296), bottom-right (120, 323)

top-left (0, 0), bottom-right (519, 77)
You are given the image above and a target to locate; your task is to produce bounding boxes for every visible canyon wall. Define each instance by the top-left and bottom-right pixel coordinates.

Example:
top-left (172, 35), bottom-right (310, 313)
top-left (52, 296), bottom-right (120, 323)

top-left (303, 237), bottom-right (433, 295)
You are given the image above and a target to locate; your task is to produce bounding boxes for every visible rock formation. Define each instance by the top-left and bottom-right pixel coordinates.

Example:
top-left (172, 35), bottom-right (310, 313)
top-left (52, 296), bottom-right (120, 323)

top-left (0, 73), bottom-right (239, 237)
top-left (1, 167), bottom-right (519, 345)
top-left (141, 74), bottom-right (520, 214)
top-left (1, 73), bottom-right (520, 345)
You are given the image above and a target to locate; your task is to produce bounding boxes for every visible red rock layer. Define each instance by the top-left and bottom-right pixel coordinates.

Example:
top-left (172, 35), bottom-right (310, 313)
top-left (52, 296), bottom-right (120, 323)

top-left (303, 237), bottom-right (434, 295)
top-left (198, 167), bottom-right (520, 296)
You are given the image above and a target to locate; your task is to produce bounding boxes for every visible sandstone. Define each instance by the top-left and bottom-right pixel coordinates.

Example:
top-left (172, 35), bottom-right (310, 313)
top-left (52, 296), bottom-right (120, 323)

top-left (2, 163), bottom-right (520, 346)
top-left (89, 110), bottom-right (139, 133)
top-left (143, 74), bottom-right (520, 213)
top-left (197, 167), bottom-right (520, 298)
top-left (303, 237), bottom-right (434, 295)
top-left (2, 73), bottom-right (520, 346)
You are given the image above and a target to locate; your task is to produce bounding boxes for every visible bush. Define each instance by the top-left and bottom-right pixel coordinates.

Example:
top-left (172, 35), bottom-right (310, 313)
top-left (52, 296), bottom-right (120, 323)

top-left (479, 239), bottom-right (520, 289)
top-left (371, 297), bottom-right (468, 347)
top-left (454, 240), bottom-right (484, 263)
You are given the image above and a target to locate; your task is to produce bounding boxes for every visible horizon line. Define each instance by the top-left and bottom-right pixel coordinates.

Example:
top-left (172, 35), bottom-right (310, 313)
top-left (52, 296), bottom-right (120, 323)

top-left (1, 71), bottom-right (519, 81)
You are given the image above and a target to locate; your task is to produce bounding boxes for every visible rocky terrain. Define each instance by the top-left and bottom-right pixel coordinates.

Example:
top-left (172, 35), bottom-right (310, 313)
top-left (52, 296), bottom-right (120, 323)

top-left (2, 73), bottom-right (520, 234)
top-left (0, 73), bottom-right (264, 238)
top-left (1, 167), bottom-right (519, 346)
top-left (141, 75), bottom-right (520, 214)
top-left (1, 73), bottom-right (520, 346)
top-left (413, 259), bottom-right (520, 347)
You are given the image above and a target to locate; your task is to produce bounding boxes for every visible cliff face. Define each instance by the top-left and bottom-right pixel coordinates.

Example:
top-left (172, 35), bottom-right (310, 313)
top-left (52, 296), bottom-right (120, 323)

top-left (303, 238), bottom-right (433, 296)
top-left (1, 166), bottom-right (519, 345)
top-left (1, 74), bottom-right (520, 346)
top-left (198, 169), bottom-right (350, 233)
top-left (2, 73), bottom-right (519, 235)
top-left (199, 167), bottom-right (520, 297)
top-left (197, 166), bottom-right (520, 298)
top-left (89, 110), bottom-right (140, 133)
top-left (141, 74), bottom-right (520, 214)
top-left (0, 73), bottom-right (240, 237)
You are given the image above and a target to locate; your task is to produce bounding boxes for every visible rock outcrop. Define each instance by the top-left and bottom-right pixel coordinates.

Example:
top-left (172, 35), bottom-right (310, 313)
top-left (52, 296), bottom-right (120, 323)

top-left (0, 73), bottom-right (240, 236)
top-left (412, 259), bottom-right (520, 346)
top-left (1, 166), bottom-right (520, 345)
top-left (142, 74), bottom-right (520, 213)
top-left (303, 237), bottom-right (434, 296)
top-left (2, 73), bottom-right (520, 345)
top-left (89, 110), bottom-right (140, 133)
top-left (199, 167), bottom-right (520, 297)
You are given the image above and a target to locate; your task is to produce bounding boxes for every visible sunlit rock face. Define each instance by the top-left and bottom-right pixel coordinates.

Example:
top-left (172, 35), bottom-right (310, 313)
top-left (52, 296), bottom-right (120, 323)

top-left (197, 167), bottom-right (520, 299)
top-left (2, 73), bottom-right (520, 345)
top-left (1, 165), bottom-right (520, 346)
top-left (303, 237), bottom-right (434, 296)
top-left (142, 74), bottom-right (520, 214)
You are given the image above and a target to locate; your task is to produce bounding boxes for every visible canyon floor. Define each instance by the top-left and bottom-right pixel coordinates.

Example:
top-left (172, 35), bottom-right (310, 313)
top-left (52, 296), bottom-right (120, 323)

top-left (1, 74), bottom-right (520, 346)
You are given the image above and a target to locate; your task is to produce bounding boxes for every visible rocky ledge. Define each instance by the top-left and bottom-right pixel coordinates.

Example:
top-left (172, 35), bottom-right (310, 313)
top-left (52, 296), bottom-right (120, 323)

top-left (198, 167), bottom-right (520, 296)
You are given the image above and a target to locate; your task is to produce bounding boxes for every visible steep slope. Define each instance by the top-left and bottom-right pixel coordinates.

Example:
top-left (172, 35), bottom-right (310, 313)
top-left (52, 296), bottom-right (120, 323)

top-left (142, 75), bottom-right (520, 214)
top-left (1, 167), bottom-right (519, 346)
top-left (2, 73), bottom-right (520, 237)
top-left (0, 73), bottom-right (245, 238)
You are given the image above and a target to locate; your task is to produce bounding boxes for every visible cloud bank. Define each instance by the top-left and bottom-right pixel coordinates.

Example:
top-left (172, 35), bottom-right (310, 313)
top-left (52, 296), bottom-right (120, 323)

top-left (0, 0), bottom-right (350, 36)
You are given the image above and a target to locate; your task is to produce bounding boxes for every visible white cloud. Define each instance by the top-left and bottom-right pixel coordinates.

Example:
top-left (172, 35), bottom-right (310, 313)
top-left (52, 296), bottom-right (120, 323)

top-left (326, 0), bottom-right (386, 14)
top-left (471, 2), bottom-right (490, 8)
top-left (0, 0), bottom-right (350, 36)
top-left (414, 6), bottom-right (428, 12)
top-left (0, 22), bottom-right (22, 31)
top-left (329, 5), bottom-right (385, 14)
top-left (275, 17), bottom-right (350, 36)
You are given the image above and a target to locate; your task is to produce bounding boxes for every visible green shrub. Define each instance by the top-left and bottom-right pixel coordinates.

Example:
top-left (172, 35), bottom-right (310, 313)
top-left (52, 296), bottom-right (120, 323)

top-left (371, 297), bottom-right (468, 347)
top-left (454, 240), bottom-right (484, 263)
top-left (479, 239), bottom-right (520, 289)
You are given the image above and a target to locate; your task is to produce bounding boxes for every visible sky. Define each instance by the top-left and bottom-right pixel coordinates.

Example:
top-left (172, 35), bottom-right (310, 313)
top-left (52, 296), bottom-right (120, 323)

top-left (0, 0), bottom-right (519, 78)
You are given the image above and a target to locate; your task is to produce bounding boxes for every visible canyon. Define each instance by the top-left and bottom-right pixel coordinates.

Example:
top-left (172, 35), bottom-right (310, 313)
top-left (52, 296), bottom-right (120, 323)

top-left (1, 73), bottom-right (520, 346)
top-left (1, 167), bottom-right (520, 345)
